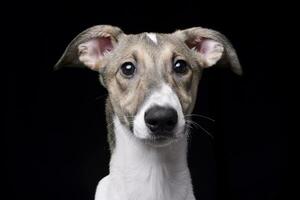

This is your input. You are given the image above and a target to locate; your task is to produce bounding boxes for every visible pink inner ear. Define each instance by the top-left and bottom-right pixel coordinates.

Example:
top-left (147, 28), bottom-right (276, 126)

top-left (195, 38), bottom-right (215, 55)
top-left (97, 37), bottom-right (113, 55)
top-left (78, 36), bottom-right (114, 70)
top-left (186, 37), bottom-right (215, 54)
top-left (186, 37), bottom-right (224, 67)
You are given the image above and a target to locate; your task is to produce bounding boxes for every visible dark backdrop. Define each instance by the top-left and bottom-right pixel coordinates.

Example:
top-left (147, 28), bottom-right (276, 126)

top-left (5, 1), bottom-right (288, 200)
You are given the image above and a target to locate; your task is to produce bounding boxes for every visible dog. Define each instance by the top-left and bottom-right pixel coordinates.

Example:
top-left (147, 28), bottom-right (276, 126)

top-left (55, 25), bottom-right (242, 200)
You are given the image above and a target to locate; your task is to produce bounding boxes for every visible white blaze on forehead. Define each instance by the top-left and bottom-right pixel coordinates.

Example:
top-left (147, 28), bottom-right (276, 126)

top-left (146, 33), bottom-right (158, 44)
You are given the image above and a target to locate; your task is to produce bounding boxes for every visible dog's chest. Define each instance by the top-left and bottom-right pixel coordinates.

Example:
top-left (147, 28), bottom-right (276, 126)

top-left (95, 170), bottom-right (194, 200)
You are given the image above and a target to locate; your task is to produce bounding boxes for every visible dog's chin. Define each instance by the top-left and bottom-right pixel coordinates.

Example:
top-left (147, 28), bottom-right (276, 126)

top-left (134, 130), bottom-right (186, 147)
top-left (142, 136), bottom-right (177, 147)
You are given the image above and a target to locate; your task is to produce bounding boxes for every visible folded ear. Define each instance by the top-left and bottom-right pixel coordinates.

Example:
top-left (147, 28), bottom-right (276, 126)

top-left (54, 25), bottom-right (123, 71)
top-left (173, 27), bottom-right (242, 75)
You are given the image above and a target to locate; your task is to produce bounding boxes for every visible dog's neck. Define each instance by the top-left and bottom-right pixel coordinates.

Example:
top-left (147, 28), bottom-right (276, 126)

top-left (108, 116), bottom-right (193, 200)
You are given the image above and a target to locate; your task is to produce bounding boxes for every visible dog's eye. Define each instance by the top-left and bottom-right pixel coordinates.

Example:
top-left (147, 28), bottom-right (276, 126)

top-left (120, 62), bottom-right (136, 77)
top-left (173, 60), bottom-right (188, 74)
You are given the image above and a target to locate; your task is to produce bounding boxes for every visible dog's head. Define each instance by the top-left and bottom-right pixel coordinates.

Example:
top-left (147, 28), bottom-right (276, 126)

top-left (55, 25), bottom-right (241, 146)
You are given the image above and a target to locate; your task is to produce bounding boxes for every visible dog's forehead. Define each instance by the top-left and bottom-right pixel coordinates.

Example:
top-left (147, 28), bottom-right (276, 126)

top-left (111, 32), bottom-right (192, 63)
top-left (119, 32), bottom-right (181, 49)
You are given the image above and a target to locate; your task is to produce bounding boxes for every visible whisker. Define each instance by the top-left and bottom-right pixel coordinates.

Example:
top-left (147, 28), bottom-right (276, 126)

top-left (185, 124), bottom-right (193, 130)
top-left (197, 124), bottom-right (214, 139)
top-left (185, 119), bottom-right (214, 139)
top-left (187, 120), bottom-right (201, 129)
top-left (185, 114), bottom-right (215, 122)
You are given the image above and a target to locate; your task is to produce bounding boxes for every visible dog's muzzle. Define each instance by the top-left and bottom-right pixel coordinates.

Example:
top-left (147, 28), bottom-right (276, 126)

top-left (144, 105), bottom-right (178, 136)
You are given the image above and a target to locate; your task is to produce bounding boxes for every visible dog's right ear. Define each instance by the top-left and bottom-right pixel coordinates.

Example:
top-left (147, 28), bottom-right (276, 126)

top-left (54, 25), bottom-right (123, 72)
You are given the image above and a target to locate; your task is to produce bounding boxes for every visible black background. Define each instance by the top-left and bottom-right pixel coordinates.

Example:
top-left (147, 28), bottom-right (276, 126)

top-left (5, 1), bottom-right (288, 200)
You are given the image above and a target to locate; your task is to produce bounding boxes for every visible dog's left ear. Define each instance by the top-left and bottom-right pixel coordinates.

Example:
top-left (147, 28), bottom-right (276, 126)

top-left (174, 27), bottom-right (242, 75)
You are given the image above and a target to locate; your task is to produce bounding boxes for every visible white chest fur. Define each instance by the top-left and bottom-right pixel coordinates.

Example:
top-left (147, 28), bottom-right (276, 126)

top-left (95, 116), bottom-right (195, 200)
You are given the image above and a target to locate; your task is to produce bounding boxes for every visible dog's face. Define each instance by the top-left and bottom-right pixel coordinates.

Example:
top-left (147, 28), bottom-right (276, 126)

top-left (55, 25), bottom-right (241, 146)
top-left (102, 33), bottom-right (201, 146)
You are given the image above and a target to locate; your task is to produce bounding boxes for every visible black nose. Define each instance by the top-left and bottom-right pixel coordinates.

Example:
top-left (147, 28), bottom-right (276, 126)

top-left (144, 106), bottom-right (178, 134)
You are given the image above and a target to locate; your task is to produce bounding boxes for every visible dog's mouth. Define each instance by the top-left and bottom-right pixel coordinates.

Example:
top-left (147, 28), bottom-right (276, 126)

top-left (140, 135), bottom-right (176, 146)
top-left (150, 134), bottom-right (173, 141)
top-left (135, 125), bottom-right (188, 147)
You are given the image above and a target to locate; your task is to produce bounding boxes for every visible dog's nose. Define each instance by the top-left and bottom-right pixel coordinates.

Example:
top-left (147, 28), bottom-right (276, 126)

top-left (144, 106), bottom-right (178, 133)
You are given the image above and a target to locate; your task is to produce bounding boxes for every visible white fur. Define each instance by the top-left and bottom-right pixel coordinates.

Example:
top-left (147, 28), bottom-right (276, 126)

top-left (95, 116), bottom-right (195, 200)
top-left (133, 83), bottom-right (186, 140)
top-left (146, 33), bottom-right (158, 44)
